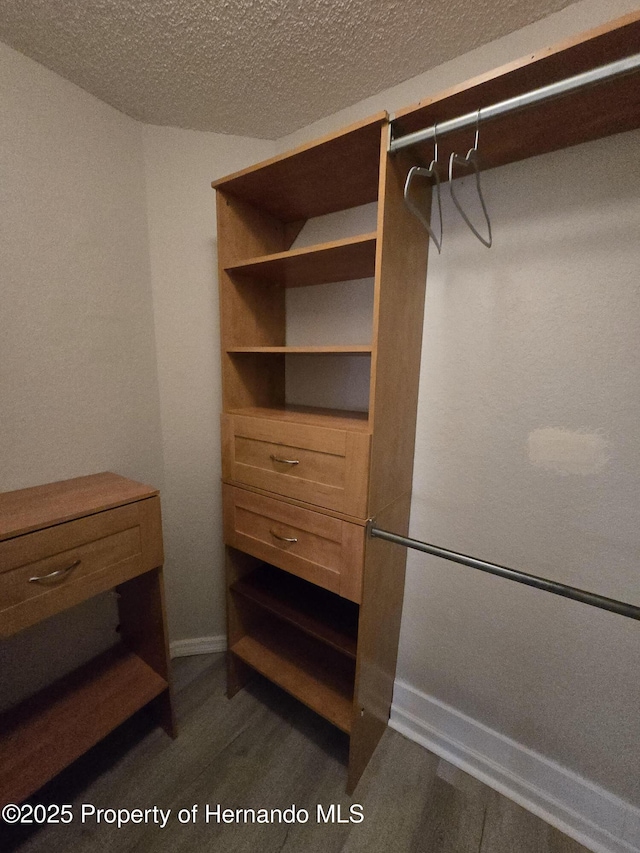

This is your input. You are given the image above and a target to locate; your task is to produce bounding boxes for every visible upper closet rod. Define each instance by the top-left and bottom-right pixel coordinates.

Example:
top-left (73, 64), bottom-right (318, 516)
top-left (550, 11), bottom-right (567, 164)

top-left (389, 52), bottom-right (640, 154)
top-left (367, 524), bottom-right (640, 621)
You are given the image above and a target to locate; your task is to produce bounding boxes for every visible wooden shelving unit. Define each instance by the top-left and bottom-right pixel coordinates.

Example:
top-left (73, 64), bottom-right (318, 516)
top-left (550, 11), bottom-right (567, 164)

top-left (215, 110), bottom-right (430, 791)
top-left (214, 12), bottom-right (640, 792)
top-left (0, 473), bottom-right (175, 806)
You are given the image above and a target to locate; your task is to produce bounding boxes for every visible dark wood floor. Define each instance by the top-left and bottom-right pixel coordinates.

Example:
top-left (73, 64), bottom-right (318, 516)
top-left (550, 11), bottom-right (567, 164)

top-left (2, 653), bottom-right (591, 853)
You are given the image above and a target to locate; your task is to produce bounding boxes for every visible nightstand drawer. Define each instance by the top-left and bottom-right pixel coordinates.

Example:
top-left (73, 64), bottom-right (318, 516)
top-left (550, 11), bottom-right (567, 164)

top-left (222, 414), bottom-right (370, 517)
top-left (0, 502), bottom-right (153, 637)
top-left (223, 485), bottom-right (364, 603)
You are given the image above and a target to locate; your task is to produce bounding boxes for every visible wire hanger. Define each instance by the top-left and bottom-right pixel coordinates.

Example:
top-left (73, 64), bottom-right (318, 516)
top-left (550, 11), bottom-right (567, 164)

top-left (448, 110), bottom-right (492, 248)
top-left (403, 123), bottom-right (443, 253)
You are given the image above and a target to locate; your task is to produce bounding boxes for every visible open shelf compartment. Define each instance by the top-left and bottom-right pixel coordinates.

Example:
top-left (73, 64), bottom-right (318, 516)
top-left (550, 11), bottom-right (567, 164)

top-left (230, 615), bottom-right (355, 734)
top-left (0, 644), bottom-right (169, 806)
top-left (231, 564), bottom-right (359, 659)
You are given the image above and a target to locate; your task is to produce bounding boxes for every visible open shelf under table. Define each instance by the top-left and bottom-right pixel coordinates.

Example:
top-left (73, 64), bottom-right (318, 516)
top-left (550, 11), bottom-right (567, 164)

top-left (0, 644), bottom-right (169, 806)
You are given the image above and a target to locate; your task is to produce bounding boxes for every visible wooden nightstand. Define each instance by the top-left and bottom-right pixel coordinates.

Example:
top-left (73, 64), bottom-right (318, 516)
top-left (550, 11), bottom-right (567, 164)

top-left (0, 472), bottom-right (175, 806)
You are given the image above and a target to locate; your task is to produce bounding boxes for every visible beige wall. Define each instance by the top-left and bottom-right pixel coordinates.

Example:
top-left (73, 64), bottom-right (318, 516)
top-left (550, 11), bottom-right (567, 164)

top-left (0, 42), bottom-right (163, 703)
top-left (141, 126), bottom-right (275, 643)
top-left (400, 130), bottom-right (640, 804)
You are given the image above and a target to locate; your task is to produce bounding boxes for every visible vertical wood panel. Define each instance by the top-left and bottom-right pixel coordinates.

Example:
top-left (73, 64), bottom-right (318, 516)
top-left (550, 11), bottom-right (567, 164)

top-left (368, 138), bottom-right (430, 515)
top-left (348, 494), bottom-right (412, 792)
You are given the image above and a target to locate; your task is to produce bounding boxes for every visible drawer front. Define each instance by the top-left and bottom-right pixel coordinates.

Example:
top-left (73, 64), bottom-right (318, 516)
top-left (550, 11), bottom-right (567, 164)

top-left (222, 415), bottom-right (370, 517)
top-left (0, 499), bottom-right (162, 637)
top-left (223, 485), bottom-right (364, 603)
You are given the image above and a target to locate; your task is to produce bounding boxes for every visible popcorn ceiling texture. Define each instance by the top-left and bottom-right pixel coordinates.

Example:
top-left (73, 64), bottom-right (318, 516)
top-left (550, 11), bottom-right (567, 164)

top-left (0, 0), bottom-right (574, 138)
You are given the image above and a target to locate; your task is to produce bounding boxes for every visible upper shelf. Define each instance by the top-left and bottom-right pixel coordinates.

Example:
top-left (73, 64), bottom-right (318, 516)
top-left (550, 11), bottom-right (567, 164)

top-left (212, 113), bottom-right (387, 222)
top-left (225, 233), bottom-right (377, 288)
top-left (392, 11), bottom-right (640, 175)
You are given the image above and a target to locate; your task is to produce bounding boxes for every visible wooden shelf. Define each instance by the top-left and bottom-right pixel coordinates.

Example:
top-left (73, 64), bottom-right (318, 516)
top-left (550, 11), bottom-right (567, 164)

top-left (226, 405), bottom-right (370, 432)
top-left (0, 645), bottom-right (168, 806)
top-left (231, 627), bottom-right (355, 734)
top-left (393, 12), bottom-right (640, 177)
top-left (212, 113), bottom-right (386, 222)
top-left (232, 566), bottom-right (359, 659)
top-left (227, 346), bottom-right (372, 355)
top-left (226, 233), bottom-right (377, 288)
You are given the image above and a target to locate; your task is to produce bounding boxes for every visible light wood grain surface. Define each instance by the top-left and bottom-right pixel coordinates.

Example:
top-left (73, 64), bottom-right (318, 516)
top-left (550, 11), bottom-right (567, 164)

top-left (0, 473), bottom-right (157, 542)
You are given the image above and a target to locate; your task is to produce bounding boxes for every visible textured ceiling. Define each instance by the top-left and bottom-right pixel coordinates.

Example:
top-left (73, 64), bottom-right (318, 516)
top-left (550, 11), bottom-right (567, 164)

top-left (0, 0), bottom-right (576, 138)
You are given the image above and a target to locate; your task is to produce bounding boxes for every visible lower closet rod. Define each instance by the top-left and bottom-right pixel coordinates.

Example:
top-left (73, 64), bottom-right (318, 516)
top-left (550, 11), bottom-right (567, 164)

top-left (368, 524), bottom-right (640, 621)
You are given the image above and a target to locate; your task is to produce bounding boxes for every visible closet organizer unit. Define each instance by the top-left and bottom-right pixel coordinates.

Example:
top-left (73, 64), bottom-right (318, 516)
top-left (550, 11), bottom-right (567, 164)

top-left (213, 9), bottom-right (640, 791)
top-left (212, 113), bottom-right (430, 790)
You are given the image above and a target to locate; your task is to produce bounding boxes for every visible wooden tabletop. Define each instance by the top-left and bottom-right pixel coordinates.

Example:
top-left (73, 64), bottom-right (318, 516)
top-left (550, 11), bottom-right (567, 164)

top-left (0, 472), bottom-right (158, 542)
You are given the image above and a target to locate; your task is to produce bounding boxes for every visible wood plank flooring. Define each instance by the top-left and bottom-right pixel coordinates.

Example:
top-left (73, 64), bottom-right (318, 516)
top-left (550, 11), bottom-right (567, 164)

top-left (1, 653), bottom-right (592, 853)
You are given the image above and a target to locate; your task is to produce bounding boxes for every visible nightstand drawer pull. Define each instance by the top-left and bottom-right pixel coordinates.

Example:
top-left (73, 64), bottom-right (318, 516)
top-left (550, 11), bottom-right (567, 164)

top-left (270, 530), bottom-right (298, 544)
top-left (269, 454), bottom-right (299, 465)
top-left (29, 559), bottom-right (81, 584)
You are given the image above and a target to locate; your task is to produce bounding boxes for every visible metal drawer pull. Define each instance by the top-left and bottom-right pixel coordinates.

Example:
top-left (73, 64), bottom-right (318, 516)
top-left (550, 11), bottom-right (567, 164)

top-left (29, 559), bottom-right (81, 584)
top-left (269, 454), bottom-right (299, 465)
top-left (270, 530), bottom-right (298, 544)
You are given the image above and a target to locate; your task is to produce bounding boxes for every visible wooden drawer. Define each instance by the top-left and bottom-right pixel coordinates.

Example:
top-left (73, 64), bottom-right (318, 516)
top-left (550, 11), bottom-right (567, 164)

top-left (223, 485), bottom-right (364, 603)
top-left (222, 414), bottom-right (370, 517)
top-left (0, 498), bottom-right (162, 637)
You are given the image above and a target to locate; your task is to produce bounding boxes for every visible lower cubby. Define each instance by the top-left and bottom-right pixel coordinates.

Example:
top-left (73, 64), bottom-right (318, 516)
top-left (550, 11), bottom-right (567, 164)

top-left (229, 564), bottom-right (359, 734)
top-left (0, 644), bottom-right (170, 806)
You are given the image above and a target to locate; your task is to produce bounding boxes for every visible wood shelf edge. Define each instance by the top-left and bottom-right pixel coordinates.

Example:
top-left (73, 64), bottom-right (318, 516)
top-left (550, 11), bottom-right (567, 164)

top-left (226, 346), bottom-right (372, 354)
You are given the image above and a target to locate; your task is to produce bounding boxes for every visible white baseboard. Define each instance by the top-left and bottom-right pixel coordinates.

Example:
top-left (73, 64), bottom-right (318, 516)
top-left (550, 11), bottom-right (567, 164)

top-left (170, 635), bottom-right (227, 658)
top-left (390, 680), bottom-right (639, 853)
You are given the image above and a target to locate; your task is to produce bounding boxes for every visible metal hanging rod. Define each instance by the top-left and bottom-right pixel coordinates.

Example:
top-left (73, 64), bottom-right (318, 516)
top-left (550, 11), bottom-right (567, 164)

top-left (389, 52), bottom-right (640, 154)
top-left (368, 524), bottom-right (640, 621)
